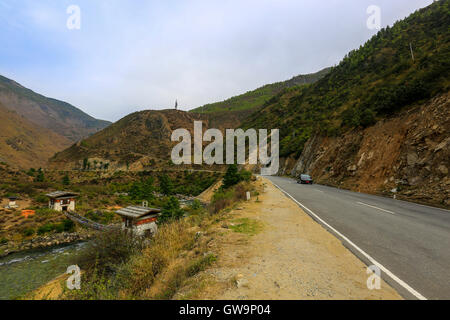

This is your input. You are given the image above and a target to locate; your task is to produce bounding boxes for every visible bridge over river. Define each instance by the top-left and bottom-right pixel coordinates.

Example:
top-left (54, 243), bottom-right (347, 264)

top-left (63, 211), bottom-right (119, 231)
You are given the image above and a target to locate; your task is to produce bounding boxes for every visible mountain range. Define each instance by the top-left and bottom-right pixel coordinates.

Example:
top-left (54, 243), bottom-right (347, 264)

top-left (0, 101), bottom-right (71, 168)
top-left (0, 75), bottom-right (111, 168)
top-left (0, 75), bottom-right (110, 142)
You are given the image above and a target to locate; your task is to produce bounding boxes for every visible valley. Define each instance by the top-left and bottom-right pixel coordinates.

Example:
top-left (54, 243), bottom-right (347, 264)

top-left (0, 0), bottom-right (448, 302)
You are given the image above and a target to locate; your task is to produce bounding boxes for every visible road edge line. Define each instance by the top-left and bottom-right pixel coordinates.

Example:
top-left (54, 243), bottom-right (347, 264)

top-left (271, 181), bottom-right (427, 300)
top-left (356, 201), bottom-right (396, 215)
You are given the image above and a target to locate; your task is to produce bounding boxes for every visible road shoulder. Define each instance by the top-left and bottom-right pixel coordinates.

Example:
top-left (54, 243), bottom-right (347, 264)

top-left (180, 177), bottom-right (402, 300)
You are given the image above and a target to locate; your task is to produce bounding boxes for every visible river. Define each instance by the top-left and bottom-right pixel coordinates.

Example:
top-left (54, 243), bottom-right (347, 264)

top-left (0, 242), bottom-right (86, 300)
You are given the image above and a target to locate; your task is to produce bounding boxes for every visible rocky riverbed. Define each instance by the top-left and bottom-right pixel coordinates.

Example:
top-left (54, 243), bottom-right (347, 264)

top-left (0, 232), bottom-right (92, 258)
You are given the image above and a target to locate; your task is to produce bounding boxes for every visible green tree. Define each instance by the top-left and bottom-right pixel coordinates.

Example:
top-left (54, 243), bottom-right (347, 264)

top-left (142, 177), bottom-right (155, 199)
top-left (35, 168), bottom-right (45, 182)
top-left (62, 174), bottom-right (70, 186)
top-left (129, 178), bottom-right (155, 201)
top-left (160, 196), bottom-right (184, 223)
top-left (159, 174), bottom-right (174, 196)
top-left (222, 165), bottom-right (241, 189)
top-left (26, 168), bottom-right (36, 177)
top-left (83, 158), bottom-right (89, 171)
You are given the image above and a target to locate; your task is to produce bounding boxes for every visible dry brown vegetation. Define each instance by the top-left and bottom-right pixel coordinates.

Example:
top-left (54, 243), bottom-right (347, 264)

top-left (56, 181), bottom-right (255, 300)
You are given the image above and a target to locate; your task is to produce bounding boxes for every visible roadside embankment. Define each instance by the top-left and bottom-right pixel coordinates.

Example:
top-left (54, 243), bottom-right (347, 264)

top-left (287, 93), bottom-right (450, 209)
top-left (180, 177), bottom-right (402, 300)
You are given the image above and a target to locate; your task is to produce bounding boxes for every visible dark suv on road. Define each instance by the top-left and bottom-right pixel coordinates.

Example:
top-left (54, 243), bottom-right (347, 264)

top-left (298, 174), bottom-right (314, 185)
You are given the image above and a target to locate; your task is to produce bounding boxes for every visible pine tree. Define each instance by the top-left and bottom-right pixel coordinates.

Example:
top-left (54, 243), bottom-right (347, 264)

top-left (62, 174), bottom-right (70, 186)
top-left (159, 175), bottom-right (174, 196)
top-left (223, 164), bottom-right (241, 189)
top-left (160, 196), bottom-right (184, 223)
top-left (35, 168), bottom-right (45, 182)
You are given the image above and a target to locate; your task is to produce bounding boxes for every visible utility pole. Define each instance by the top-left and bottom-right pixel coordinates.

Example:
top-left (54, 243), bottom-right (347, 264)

top-left (410, 42), bottom-right (415, 61)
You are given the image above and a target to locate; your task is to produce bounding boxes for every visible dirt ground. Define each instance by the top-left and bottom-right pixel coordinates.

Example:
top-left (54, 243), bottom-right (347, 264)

top-left (0, 198), bottom-right (32, 211)
top-left (190, 177), bottom-right (402, 300)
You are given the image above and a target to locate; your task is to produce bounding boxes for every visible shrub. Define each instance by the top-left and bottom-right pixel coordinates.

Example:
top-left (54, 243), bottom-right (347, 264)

top-left (36, 220), bottom-right (74, 235)
top-left (62, 219), bottom-right (75, 232)
top-left (34, 168), bottom-right (45, 182)
top-left (76, 230), bottom-right (147, 276)
top-left (34, 194), bottom-right (48, 204)
top-left (62, 174), bottom-right (70, 186)
top-left (85, 211), bottom-right (115, 225)
top-left (189, 199), bottom-right (202, 211)
top-left (239, 170), bottom-right (252, 182)
top-left (360, 108), bottom-right (376, 127)
top-left (37, 223), bottom-right (55, 235)
top-left (22, 228), bottom-right (35, 237)
top-left (26, 168), bottom-right (36, 177)
top-left (210, 188), bottom-right (235, 214)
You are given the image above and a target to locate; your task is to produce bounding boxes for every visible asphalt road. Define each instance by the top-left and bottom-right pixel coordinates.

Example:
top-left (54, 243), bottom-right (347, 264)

top-left (265, 176), bottom-right (450, 300)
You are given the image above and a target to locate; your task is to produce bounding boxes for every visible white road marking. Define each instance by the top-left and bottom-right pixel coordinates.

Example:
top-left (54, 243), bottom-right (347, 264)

top-left (357, 202), bottom-right (396, 215)
top-left (395, 198), bottom-right (450, 213)
top-left (271, 181), bottom-right (427, 300)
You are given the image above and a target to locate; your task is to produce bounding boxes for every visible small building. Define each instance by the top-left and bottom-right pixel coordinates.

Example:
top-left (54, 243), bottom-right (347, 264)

top-left (115, 206), bottom-right (161, 236)
top-left (5, 197), bottom-right (19, 209)
top-left (46, 191), bottom-right (78, 212)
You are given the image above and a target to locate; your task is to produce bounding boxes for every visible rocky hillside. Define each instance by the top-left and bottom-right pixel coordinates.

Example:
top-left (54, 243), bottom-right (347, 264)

top-left (49, 109), bottom-right (216, 170)
top-left (284, 92), bottom-right (449, 208)
top-left (0, 102), bottom-right (71, 169)
top-left (0, 75), bottom-right (111, 142)
top-left (241, 1), bottom-right (449, 207)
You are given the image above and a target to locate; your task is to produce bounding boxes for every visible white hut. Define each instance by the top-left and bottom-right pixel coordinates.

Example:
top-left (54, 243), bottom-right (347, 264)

top-left (115, 206), bottom-right (161, 236)
top-left (46, 191), bottom-right (78, 212)
top-left (5, 197), bottom-right (19, 209)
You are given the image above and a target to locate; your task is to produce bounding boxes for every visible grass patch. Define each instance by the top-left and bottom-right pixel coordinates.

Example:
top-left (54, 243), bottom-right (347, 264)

top-left (230, 218), bottom-right (263, 236)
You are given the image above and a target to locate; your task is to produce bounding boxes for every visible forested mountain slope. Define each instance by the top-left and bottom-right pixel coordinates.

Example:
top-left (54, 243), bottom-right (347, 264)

top-left (243, 1), bottom-right (449, 207)
top-left (243, 1), bottom-right (449, 158)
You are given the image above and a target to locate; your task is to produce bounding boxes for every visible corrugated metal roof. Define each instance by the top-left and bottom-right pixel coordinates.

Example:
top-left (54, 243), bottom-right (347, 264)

top-left (115, 206), bottom-right (161, 219)
top-left (46, 191), bottom-right (79, 198)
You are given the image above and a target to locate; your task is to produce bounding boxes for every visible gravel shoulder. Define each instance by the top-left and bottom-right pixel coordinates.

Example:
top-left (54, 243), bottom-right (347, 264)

top-left (196, 177), bottom-right (402, 300)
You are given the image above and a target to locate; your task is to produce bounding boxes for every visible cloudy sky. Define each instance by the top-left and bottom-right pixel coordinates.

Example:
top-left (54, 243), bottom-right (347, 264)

top-left (0, 0), bottom-right (433, 121)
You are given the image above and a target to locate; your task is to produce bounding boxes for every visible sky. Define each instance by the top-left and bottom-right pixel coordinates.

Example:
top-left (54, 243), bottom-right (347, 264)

top-left (0, 0), bottom-right (433, 121)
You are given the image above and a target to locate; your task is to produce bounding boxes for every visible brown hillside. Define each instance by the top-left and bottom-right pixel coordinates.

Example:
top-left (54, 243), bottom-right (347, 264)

top-left (0, 75), bottom-right (110, 142)
top-left (50, 109), bottom-right (219, 170)
top-left (0, 102), bottom-right (71, 169)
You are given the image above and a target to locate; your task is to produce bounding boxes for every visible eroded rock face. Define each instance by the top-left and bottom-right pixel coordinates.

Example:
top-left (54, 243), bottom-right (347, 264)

top-left (288, 92), bottom-right (450, 208)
